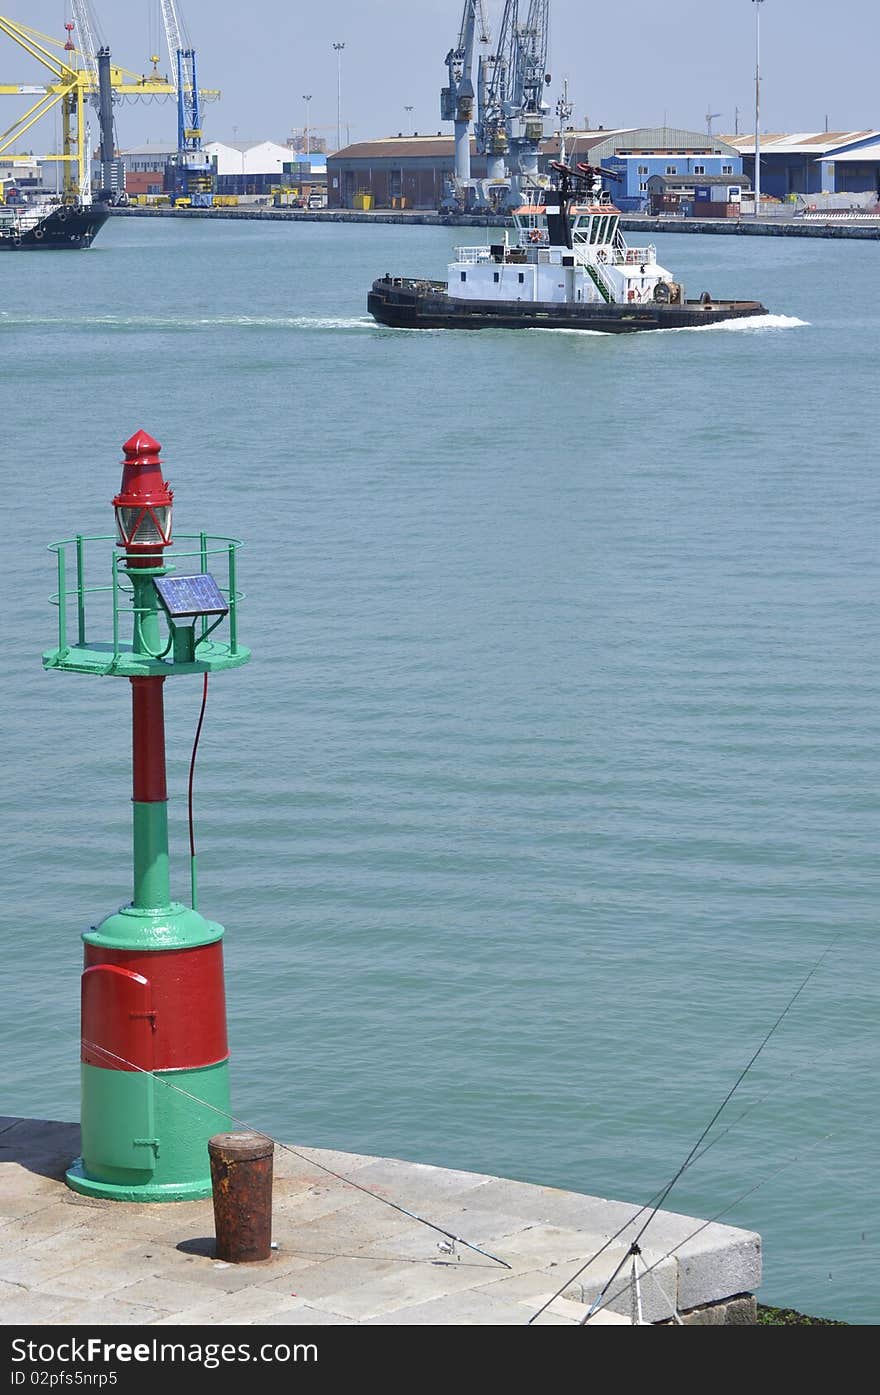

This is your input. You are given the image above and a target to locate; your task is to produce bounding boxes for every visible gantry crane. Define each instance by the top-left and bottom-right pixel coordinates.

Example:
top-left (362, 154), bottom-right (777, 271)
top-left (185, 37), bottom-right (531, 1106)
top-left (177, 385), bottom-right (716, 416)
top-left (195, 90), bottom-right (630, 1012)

top-left (0, 3), bottom-right (218, 205)
top-left (0, 12), bottom-right (176, 201)
top-left (440, 0), bottom-right (490, 208)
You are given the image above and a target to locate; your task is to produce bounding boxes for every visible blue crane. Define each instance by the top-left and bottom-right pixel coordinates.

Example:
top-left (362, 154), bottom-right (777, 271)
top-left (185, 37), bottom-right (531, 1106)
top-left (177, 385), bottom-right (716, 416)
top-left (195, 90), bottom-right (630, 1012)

top-left (160, 0), bottom-right (214, 202)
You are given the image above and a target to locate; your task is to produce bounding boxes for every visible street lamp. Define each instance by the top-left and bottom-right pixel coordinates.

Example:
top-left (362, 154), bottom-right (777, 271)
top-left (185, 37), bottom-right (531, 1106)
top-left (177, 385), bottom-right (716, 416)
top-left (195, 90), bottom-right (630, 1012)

top-left (333, 42), bottom-right (345, 152)
top-left (302, 94), bottom-right (312, 158)
top-left (753, 0), bottom-right (765, 217)
top-left (404, 105), bottom-right (413, 136)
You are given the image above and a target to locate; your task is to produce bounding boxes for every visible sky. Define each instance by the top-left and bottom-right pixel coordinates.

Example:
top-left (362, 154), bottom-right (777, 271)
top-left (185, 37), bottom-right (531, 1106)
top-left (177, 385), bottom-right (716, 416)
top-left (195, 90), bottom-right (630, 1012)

top-left (8, 1), bottom-right (880, 153)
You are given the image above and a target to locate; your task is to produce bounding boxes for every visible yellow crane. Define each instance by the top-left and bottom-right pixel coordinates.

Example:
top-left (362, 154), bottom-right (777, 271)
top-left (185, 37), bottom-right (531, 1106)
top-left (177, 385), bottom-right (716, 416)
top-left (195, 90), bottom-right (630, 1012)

top-left (0, 13), bottom-right (217, 200)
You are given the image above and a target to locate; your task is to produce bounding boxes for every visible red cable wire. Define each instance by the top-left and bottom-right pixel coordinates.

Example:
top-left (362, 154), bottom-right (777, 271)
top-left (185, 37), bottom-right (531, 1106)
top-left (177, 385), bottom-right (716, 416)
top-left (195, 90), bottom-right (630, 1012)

top-left (188, 672), bottom-right (209, 859)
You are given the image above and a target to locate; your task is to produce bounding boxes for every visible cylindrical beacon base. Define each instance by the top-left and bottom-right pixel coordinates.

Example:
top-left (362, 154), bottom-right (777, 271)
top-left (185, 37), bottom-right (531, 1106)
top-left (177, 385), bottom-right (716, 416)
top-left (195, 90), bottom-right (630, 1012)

top-left (208, 1131), bottom-right (274, 1262)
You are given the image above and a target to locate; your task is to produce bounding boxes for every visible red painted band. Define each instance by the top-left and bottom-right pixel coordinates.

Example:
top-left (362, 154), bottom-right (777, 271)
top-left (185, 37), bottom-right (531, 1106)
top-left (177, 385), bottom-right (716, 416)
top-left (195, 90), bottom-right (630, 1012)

top-left (131, 676), bottom-right (167, 803)
top-left (82, 941), bottom-right (228, 1071)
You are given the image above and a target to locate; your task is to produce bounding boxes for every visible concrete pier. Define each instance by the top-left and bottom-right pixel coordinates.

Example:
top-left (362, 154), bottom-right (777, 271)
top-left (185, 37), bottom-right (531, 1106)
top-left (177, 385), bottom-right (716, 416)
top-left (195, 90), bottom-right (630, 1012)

top-left (1, 1117), bottom-right (759, 1326)
top-left (108, 205), bottom-right (880, 240)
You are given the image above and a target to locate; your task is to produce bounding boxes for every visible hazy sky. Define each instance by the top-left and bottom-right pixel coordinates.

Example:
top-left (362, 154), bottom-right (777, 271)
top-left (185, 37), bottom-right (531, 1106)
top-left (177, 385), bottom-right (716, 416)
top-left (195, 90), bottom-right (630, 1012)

top-left (12, 2), bottom-right (880, 151)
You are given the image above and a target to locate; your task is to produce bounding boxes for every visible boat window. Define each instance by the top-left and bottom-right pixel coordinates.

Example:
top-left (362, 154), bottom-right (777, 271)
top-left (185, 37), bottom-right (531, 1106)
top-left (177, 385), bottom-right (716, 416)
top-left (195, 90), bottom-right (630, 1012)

top-left (460, 271), bottom-right (466, 282)
top-left (518, 272), bottom-right (525, 284)
top-left (589, 217), bottom-right (599, 244)
top-left (493, 271), bottom-right (499, 282)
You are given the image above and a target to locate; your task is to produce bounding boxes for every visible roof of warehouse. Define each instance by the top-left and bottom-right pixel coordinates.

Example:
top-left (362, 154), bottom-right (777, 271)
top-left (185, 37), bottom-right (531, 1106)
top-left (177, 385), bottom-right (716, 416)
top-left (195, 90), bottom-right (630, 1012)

top-left (120, 145), bottom-right (176, 155)
top-left (820, 141), bottom-right (880, 162)
top-left (647, 173), bottom-right (752, 187)
top-left (329, 131), bottom-right (626, 161)
top-left (724, 131), bottom-right (879, 155)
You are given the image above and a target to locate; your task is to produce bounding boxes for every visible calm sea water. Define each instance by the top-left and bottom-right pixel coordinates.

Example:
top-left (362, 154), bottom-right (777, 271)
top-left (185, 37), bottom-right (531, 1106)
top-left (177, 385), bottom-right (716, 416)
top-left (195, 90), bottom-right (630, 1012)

top-left (1, 216), bottom-right (878, 1323)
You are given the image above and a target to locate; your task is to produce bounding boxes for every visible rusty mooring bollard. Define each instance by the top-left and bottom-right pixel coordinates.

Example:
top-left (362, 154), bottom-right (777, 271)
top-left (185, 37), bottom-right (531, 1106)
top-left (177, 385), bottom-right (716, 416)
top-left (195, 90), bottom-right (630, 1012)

top-left (208, 1131), bottom-right (274, 1262)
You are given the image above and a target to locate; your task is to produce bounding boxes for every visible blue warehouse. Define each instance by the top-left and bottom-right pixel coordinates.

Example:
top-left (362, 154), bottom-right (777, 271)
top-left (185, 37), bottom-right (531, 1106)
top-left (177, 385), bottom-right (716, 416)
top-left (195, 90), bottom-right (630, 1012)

top-left (593, 127), bottom-right (744, 212)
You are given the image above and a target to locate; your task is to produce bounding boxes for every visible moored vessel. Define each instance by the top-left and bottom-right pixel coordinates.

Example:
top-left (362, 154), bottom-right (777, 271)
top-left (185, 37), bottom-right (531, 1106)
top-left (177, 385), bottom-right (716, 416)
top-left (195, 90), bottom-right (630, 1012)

top-left (0, 197), bottom-right (109, 250)
top-left (369, 162), bottom-right (768, 334)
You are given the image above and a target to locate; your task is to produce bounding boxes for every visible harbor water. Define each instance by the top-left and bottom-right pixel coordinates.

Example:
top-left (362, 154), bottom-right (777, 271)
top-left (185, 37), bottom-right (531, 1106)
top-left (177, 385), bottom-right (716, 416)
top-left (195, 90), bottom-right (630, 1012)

top-left (1, 217), bottom-right (878, 1323)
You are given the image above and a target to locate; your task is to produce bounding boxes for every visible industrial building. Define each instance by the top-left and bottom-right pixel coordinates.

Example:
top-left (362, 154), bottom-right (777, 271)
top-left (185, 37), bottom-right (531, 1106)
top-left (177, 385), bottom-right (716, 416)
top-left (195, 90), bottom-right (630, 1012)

top-left (727, 131), bottom-right (880, 200)
top-left (111, 141), bottom-right (325, 199)
top-left (327, 127), bottom-right (743, 211)
top-left (114, 145), bottom-right (176, 196)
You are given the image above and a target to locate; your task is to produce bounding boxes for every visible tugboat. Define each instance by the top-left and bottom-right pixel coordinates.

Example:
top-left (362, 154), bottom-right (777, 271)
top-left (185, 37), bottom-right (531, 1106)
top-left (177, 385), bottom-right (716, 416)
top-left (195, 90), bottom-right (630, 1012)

top-left (368, 162), bottom-right (768, 333)
top-left (0, 195), bottom-right (109, 251)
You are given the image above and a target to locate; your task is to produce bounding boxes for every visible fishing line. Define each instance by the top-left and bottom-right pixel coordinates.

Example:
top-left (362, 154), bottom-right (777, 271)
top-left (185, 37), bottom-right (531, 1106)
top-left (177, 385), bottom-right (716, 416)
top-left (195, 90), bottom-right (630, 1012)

top-left (579, 1133), bottom-right (834, 1325)
top-left (528, 932), bottom-right (841, 1324)
top-left (80, 1035), bottom-right (511, 1270)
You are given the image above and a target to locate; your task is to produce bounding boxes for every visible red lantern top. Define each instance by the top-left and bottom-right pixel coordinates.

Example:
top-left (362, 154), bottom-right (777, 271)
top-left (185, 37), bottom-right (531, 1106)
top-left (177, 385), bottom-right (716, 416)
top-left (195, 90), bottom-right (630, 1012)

top-left (113, 429), bottom-right (174, 554)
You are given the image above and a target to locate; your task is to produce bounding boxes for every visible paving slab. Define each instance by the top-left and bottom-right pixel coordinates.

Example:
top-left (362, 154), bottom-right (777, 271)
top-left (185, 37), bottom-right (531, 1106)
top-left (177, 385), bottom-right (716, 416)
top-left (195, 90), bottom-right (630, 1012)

top-left (0, 1118), bottom-right (760, 1326)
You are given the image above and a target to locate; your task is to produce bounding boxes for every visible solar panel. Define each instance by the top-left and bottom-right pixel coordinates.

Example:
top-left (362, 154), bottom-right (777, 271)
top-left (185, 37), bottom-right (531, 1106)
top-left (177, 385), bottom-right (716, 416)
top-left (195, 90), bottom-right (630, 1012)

top-left (154, 574), bottom-right (229, 620)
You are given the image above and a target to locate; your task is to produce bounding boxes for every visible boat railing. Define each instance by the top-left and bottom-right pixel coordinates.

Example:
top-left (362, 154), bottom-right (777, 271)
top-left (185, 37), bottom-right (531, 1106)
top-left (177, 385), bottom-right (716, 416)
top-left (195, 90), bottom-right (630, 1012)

top-left (455, 245), bottom-right (493, 264)
top-left (516, 232), bottom-right (550, 250)
top-left (609, 244), bottom-right (656, 265)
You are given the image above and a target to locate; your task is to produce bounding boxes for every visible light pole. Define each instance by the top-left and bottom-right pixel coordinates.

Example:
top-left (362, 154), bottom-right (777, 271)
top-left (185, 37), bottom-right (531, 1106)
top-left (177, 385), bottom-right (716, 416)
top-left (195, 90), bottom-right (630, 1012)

top-left (333, 42), bottom-right (345, 152)
top-left (753, 0), bottom-right (764, 217)
top-left (302, 94), bottom-right (312, 157)
top-left (404, 105), bottom-right (413, 136)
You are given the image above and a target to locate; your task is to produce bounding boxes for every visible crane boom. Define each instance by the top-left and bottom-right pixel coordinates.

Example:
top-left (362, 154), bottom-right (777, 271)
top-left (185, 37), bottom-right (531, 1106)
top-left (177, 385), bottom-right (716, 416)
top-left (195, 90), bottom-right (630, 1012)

top-left (477, 0), bottom-right (550, 203)
top-left (69, 0), bottom-right (103, 86)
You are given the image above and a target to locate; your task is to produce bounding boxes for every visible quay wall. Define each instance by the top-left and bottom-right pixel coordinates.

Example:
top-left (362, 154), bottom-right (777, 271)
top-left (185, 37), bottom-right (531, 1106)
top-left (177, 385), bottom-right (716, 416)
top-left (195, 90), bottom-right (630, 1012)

top-left (108, 206), bottom-right (880, 240)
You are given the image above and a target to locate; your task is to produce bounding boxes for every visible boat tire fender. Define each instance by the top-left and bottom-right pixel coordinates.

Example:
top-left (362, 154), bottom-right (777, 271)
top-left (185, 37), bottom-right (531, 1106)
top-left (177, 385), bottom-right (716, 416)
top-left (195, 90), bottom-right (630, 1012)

top-left (34, 228), bottom-right (44, 240)
top-left (56, 206), bottom-right (69, 222)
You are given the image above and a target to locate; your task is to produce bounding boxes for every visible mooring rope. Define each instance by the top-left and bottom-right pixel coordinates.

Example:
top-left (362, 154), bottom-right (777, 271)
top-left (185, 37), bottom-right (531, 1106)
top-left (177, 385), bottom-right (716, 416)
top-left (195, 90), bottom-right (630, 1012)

top-left (79, 1035), bottom-right (511, 1270)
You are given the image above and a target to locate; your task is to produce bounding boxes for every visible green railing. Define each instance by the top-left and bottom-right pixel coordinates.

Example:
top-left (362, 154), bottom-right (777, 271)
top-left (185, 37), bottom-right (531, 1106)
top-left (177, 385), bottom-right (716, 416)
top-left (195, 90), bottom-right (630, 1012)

top-left (47, 532), bottom-right (245, 668)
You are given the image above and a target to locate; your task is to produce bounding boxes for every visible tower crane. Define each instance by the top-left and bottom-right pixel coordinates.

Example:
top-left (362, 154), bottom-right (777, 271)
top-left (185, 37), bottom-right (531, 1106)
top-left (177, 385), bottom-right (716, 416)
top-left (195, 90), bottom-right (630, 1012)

top-left (440, 0), bottom-right (489, 209)
top-left (159, 0), bottom-right (214, 201)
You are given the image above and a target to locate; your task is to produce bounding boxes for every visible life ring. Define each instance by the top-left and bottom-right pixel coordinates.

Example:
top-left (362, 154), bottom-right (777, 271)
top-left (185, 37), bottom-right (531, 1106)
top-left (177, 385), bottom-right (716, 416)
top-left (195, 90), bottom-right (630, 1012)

top-left (627, 289), bottom-right (636, 302)
top-left (596, 249), bottom-right (607, 262)
top-left (529, 229), bottom-right (543, 243)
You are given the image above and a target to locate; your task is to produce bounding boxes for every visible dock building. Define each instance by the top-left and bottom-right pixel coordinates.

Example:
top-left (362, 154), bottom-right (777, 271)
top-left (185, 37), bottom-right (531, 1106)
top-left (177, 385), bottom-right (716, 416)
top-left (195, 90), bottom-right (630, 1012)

top-left (327, 128), bottom-right (743, 211)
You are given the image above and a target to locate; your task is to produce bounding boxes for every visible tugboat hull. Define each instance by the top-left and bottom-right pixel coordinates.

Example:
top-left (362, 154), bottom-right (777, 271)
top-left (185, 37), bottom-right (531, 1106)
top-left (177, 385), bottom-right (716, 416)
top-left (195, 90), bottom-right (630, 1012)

top-left (368, 277), bottom-right (768, 334)
top-left (0, 202), bottom-right (110, 250)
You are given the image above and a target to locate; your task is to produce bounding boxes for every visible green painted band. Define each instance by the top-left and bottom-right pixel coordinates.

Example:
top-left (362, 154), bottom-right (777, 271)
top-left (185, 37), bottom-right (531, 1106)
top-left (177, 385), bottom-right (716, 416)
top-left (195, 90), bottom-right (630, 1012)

top-left (70, 1058), bottom-right (231, 1203)
top-left (84, 900), bottom-right (224, 951)
top-left (132, 800), bottom-right (170, 910)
